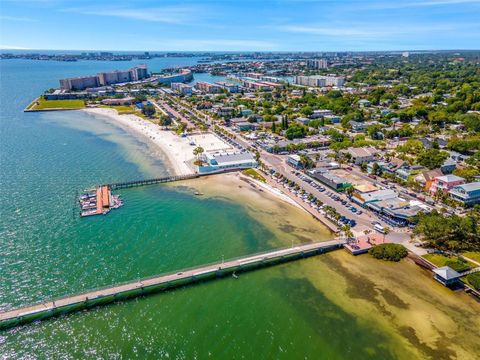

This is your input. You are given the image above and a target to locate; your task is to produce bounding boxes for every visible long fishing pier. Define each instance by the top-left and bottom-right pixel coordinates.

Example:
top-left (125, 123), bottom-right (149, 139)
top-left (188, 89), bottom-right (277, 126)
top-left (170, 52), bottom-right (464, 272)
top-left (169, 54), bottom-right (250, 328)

top-left (0, 239), bottom-right (344, 330)
top-left (107, 173), bottom-right (201, 190)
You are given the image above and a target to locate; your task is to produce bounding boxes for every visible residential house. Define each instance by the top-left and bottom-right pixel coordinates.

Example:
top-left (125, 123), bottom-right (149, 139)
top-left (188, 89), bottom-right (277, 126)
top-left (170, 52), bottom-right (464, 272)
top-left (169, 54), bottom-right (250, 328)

top-left (440, 158), bottom-right (457, 174)
top-left (368, 158), bottom-right (408, 175)
top-left (448, 182), bottom-right (480, 206)
top-left (358, 99), bottom-right (371, 107)
top-left (429, 174), bottom-right (465, 195)
top-left (395, 165), bottom-right (426, 182)
top-left (295, 117), bottom-right (310, 125)
top-left (349, 121), bottom-right (367, 132)
top-left (414, 169), bottom-right (443, 190)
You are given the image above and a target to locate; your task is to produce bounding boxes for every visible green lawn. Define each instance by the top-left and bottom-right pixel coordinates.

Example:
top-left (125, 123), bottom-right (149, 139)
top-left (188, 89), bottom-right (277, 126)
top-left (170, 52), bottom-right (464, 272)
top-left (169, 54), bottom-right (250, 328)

top-left (31, 98), bottom-right (85, 110)
top-left (242, 168), bottom-right (266, 183)
top-left (100, 105), bottom-right (137, 115)
top-left (462, 251), bottom-right (480, 264)
top-left (423, 253), bottom-right (475, 271)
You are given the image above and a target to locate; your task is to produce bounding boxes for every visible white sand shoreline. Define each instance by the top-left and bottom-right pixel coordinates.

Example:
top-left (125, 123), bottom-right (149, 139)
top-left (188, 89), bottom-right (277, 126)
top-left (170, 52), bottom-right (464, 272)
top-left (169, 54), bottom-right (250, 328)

top-left (81, 108), bottom-right (316, 222)
top-left (82, 108), bottom-right (195, 176)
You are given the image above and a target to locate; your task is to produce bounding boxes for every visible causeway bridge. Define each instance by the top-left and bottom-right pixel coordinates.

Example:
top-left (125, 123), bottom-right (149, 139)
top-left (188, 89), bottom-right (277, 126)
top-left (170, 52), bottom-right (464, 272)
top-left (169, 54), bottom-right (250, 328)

top-left (0, 239), bottom-right (345, 330)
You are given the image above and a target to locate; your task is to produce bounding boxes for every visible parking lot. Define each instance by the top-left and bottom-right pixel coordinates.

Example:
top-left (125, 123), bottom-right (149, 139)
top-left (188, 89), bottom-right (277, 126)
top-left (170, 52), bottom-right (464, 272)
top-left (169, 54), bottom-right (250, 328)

top-left (187, 133), bottom-right (234, 152)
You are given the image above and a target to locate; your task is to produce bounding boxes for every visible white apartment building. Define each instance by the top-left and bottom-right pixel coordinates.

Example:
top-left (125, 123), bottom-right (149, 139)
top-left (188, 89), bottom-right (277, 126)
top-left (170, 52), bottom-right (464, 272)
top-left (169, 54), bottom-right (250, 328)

top-left (307, 59), bottom-right (328, 69)
top-left (294, 75), bottom-right (345, 87)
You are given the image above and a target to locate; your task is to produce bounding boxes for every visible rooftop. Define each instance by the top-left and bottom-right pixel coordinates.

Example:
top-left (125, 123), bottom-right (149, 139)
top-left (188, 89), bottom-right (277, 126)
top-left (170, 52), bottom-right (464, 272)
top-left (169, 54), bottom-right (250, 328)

top-left (435, 174), bottom-right (465, 183)
top-left (450, 182), bottom-right (480, 193)
top-left (433, 266), bottom-right (461, 280)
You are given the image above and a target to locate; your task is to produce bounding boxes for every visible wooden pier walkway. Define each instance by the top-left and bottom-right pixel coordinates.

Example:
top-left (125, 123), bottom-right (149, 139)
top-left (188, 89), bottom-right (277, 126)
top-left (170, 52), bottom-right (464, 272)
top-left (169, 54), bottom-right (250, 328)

top-left (108, 173), bottom-right (200, 190)
top-left (0, 239), bottom-right (344, 330)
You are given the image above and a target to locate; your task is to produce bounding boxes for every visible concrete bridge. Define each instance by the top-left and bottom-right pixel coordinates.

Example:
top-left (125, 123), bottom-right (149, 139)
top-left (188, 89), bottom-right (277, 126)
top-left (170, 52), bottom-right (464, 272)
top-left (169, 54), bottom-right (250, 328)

top-left (0, 239), bottom-right (344, 331)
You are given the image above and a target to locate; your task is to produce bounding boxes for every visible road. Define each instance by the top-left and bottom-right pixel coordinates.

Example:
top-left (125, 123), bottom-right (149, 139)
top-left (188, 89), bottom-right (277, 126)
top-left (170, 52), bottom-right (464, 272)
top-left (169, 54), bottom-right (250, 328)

top-left (164, 95), bottom-right (412, 244)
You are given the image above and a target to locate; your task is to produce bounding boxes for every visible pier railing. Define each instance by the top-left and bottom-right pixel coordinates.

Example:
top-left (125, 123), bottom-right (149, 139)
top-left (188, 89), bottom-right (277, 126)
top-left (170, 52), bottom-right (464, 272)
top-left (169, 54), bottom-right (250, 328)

top-left (107, 174), bottom-right (200, 190)
top-left (0, 239), bottom-right (344, 330)
top-left (24, 240), bottom-right (344, 306)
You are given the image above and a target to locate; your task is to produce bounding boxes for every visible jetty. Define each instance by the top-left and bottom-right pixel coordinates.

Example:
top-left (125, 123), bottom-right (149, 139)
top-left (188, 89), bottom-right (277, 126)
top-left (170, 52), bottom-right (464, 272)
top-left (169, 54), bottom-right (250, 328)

top-left (0, 239), bottom-right (345, 330)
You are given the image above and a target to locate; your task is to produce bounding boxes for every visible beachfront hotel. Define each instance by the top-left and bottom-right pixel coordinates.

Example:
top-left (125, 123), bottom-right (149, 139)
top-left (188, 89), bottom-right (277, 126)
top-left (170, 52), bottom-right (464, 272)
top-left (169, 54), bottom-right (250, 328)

top-left (60, 65), bottom-right (149, 90)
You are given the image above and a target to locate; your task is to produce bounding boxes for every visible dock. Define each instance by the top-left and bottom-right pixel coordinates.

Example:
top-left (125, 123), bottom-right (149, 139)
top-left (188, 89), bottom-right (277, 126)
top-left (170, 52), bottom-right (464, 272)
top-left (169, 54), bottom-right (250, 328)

top-left (79, 185), bottom-right (122, 217)
top-left (79, 174), bottom-right (202, 217)
top-left (0, 239), bottom-right (345, 330)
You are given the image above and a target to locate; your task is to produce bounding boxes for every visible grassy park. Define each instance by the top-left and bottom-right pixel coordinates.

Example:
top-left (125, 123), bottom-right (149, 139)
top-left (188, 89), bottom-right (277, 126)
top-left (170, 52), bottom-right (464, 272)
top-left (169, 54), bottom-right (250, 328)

top-left (423, 253), bottom-right (475, 272)
top-left (29, 98), bottom-right (85, 110)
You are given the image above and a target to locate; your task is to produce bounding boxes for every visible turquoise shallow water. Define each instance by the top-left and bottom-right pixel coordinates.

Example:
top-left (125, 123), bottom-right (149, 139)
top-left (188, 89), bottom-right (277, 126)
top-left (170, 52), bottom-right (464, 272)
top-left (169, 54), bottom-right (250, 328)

top-left (1, 59), bottom-right (480, 359)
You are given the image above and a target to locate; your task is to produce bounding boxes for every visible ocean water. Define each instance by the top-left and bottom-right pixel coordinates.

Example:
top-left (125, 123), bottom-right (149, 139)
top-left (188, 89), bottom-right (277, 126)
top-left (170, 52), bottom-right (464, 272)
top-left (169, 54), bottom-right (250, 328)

top-left (1, 59), bottom-right (480, 359)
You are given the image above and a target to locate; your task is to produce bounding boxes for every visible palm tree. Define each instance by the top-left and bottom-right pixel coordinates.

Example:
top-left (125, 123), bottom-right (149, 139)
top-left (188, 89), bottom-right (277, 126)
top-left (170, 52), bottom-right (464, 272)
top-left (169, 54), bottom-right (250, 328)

top-left (383, 226), bottom-right (391, 243)
top-left (193, 146), bottom-right (204, 159)
top-left (342, 224), bottom-right (354, 242)
top-left (363, 229), bottom-right (372, 241)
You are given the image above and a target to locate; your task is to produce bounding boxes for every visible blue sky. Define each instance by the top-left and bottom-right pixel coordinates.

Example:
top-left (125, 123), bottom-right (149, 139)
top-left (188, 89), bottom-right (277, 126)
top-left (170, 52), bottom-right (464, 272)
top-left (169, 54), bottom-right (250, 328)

top-left (1, 0), bottom-right (479, 51)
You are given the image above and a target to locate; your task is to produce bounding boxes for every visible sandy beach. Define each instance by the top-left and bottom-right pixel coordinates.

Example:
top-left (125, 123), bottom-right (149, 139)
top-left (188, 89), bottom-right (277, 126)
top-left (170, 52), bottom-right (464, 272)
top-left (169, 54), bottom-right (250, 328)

top-left (83, 108), bottom-right (195, 176)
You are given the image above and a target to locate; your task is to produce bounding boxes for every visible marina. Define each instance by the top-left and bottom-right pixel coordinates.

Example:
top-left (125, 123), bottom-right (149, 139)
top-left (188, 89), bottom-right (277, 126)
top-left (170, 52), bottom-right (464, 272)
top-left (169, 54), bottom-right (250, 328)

top-left (79, 185), bottom-right (123, 217)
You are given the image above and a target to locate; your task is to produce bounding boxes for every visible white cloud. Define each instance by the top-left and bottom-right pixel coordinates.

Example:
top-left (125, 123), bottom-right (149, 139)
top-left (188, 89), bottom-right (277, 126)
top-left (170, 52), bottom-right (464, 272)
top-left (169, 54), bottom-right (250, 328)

top-left (366, 0), bottom-right (480, 9)
top-left (0, 15), bottom-right (37, 22)
top-left (0, 44), bottom-right (30, 49)
top-left (275, 23), bottom-right (463, 39)
top-left (141, 39), bottom-right (279, 51)
top-left (62, 5), bottom-right (206, 25)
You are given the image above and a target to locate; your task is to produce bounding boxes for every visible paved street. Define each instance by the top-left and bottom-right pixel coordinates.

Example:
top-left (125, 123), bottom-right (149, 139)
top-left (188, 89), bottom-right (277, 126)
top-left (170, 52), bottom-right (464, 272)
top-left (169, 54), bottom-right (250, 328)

top-left (165, 96), bottom-right (413, 245)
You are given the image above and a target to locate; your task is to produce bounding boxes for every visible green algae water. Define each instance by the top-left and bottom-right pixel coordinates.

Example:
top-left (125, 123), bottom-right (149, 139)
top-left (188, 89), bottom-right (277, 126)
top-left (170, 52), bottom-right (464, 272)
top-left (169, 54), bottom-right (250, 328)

top-left (1, 59), bottom-right (480, 359)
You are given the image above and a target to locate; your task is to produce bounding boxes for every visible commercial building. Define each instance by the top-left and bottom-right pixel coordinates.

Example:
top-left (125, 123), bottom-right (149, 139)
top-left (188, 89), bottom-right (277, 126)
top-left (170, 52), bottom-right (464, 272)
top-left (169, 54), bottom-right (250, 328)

top-left (352, 189), bottom-right (397, 206)
top-left (60, 65), bottom-right (149, 90)
top-left (198, 151), bottom-right (257, 173)
top-left (171, 82), bottom-right (193, 95)
top-left (310, 169), bottom-right (351, 191)
top-left (343, 147), bottom-right (379, 165)
top-left (307, 59), bottom-right (328, 69)
top-left (216, 107), bottom-right (235, 118)
top-left (101, 97), bottom-right (135, 106)
top-left (287, 155), bottom-right (303, 169)
top-left (294, 75), bottom-right (345, 87)
top-left (44, 89), bottom-right (90, 100)
top-left (449, 182), bottom-right (480, 206)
